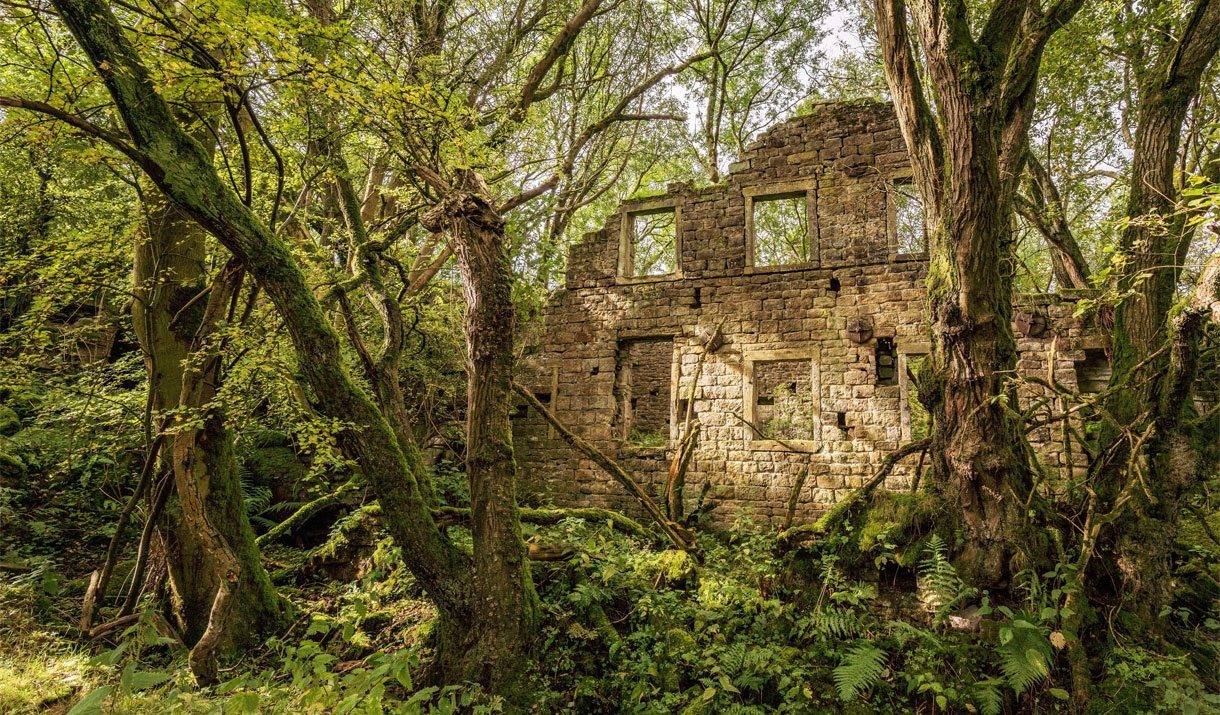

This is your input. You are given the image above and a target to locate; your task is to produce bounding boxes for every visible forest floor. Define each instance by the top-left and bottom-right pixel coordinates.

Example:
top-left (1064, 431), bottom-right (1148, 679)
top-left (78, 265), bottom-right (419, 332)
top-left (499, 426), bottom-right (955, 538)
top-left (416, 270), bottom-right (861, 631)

top-left (4, 504), bottom-right (1220, 713)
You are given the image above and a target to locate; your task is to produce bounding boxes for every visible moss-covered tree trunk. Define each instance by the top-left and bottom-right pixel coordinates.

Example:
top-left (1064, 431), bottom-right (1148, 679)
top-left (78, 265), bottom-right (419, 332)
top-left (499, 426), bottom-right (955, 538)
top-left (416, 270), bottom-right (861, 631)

top-left (44, 0), bottom-right (485, 686)
top-left (130, 187), bottom-right (285, 653)
top-left (922, 137), bottom-right (1030, 584)
top-left (1094, 0), bottom-right (1220, 619)
top-left (873, 0), bottom-right (1083, 584)
top-left (422, 172), bottom-right (538, 690)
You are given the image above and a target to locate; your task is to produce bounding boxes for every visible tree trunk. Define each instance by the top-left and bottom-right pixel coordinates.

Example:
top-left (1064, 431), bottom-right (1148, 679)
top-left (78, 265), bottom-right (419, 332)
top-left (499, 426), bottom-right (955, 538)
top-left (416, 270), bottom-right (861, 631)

top-left (871, 0), bottom-right (1080, 585)
top-left (923, 122), bottom-right (1032, 584)
top-left (46, 0), bottom-right (481, 683)
top-left (130, 187), bottom-right (285, 651)
top-left (1018, 152), bottom-right (1092, 290)
top-left (1095, 0), bottom-right (1220, 619)
top-left (422, 172), bottom-right (538, 691)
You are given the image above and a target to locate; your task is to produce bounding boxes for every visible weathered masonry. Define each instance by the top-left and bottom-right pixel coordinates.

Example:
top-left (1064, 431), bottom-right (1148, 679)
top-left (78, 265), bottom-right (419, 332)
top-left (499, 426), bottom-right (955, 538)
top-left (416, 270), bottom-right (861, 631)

top-left (513, 100), bottom-right (1106, 526)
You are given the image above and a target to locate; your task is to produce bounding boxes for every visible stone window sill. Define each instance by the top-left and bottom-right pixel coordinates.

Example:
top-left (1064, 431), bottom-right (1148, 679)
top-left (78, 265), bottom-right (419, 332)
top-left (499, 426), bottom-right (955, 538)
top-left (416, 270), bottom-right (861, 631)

top-left (744, 262), bottom-right (820, 275)
top-left (617, 443), bottom-right (672, 457)
top-left (747, 439), bottom-right (820, 452)
top-left (617, 272), bottom-right (683, 285)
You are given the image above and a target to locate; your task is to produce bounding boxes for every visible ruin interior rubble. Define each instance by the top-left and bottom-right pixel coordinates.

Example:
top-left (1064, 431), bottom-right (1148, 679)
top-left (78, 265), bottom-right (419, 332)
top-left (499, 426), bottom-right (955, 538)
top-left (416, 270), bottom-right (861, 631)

top-left (513, 99), bottom-right (1109, 526)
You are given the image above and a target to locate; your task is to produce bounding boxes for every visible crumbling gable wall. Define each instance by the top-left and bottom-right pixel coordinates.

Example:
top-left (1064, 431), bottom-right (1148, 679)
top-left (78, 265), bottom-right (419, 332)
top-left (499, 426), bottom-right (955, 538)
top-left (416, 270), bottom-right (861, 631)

top-left (513, 100), bottom-right (1101, 526)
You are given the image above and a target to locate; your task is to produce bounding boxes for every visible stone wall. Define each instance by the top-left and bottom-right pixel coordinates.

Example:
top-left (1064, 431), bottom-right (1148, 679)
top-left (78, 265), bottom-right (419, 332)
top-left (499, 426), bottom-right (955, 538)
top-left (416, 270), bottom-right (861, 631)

top-left (513, 99), bottom-right (1105, 526)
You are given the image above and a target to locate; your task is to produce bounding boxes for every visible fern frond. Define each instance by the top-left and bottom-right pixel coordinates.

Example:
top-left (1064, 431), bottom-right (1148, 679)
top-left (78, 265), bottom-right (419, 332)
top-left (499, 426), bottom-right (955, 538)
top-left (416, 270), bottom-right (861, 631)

top-left (971, 678), bottom-right (1005, 715)
top-left (250, 515), bottom-right (279, 530)
top-left (811, 609), bottom-right (859, 639)
top-left (243, 485), bottom-right (272, 514)
top-left (918, 534), bottom-right (977, 615)
top-left (833, 642), bottom-right (887, 701)
top-left (264, 500), bottom-right (309, 516)
top-left (997, 620), bottom-right (1053, 694)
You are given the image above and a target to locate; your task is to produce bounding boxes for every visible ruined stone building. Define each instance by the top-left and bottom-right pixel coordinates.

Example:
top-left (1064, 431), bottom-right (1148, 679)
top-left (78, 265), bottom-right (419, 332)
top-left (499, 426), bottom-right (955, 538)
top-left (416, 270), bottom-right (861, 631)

top-left (513, 100), bottom-right (1108, 526)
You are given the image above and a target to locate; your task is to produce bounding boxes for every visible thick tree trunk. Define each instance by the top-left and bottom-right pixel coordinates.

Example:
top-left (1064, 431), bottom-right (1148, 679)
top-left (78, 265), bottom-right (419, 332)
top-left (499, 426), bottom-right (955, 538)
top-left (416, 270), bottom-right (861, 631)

top-left (422, 172), bottom-right (538, 691)
top-left (1095, 0), bottom-right (1220, 619)
top-left (871, 0), bottom-right (1076, 585)
top-left (130, 189), bottom-right (284, 651)
top-left (923, 124), bottom-right (1031, 584)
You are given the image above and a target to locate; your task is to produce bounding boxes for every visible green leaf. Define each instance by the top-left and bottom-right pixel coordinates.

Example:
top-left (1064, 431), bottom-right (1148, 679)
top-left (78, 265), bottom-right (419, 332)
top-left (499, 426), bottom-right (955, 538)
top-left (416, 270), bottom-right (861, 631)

top-left (719, 674), bottom-right (740, 694)
top-left (231, 692), bottom-right (260, 713)
top-left (1049, 688), bottom-right (1070, 701)
top-left (67, 686), bottom-right (111, 715)
top-left (130, 670), bottom-right (172, 690)
top-left (89, 641), bottom-right (130, 666)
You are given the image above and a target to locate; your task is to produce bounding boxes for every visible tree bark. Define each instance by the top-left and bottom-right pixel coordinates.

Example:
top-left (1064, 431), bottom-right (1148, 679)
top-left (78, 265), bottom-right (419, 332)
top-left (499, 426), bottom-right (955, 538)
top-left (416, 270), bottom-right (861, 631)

top-left (1017, 152), bottom-right (1092, 290)
top-left (130, 173), bottom-right (284, 652)
top-left (1096, 0), bottom-right (1220, 619)
top-left (421, 171), bottom-right (538, 691)
top-left (873, 0), bottom-right (1083, 584)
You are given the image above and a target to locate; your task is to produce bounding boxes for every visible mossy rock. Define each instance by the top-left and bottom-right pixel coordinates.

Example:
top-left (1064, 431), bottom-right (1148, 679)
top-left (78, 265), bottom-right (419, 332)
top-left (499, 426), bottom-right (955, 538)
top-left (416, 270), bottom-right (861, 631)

top-left (3, 392), bottom-right (40, 423)
top-left (652, 549), bottom-right (698, 587)
top-left (0, 406), bottom-right (20, 437)
top-left (245, 445), bottom-right (308, 497)
top-left (0, 449), bottom-right (27, 486)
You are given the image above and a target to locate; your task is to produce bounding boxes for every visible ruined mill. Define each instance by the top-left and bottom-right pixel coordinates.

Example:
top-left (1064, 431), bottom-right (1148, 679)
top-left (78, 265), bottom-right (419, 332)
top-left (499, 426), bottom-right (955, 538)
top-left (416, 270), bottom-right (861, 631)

top-left (512, 99), bottom-right (1107, 526)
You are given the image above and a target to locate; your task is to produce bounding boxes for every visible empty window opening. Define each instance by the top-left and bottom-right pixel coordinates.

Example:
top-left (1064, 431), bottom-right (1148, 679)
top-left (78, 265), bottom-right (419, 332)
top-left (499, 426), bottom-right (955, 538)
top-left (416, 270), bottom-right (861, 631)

top-left (876, 338), bottom-right (898, 386)
top-left (890, 182), bottom-right (926, 254)
top-left (613, 338), bottom-right (674, 446)
top-left (753, 193), bottom-right (811, 266)
top-left (692, 287), bottom-right (702, 310)
top-left (591, 366), bottom-right (599, 375)
top-left (836, 412), bottom-right (847, 429)
top-left (626, 208), bottom-right (677, 277)
top-left (1075, 348), bottom-right (1111, 394)
top-left (829, 277), bottom-right (841, 292)
top-left (754, 360), bottom-right (817, 440)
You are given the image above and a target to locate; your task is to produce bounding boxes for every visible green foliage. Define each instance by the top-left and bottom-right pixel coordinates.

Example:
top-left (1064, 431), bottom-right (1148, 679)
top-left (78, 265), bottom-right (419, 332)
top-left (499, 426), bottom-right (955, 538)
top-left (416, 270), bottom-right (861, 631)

top-left (832, 642), bottom-right (887, 702)
top-left (918, 534), bottom-right (977, 617)
top-left (995, 617), bottom-right (1054, 694)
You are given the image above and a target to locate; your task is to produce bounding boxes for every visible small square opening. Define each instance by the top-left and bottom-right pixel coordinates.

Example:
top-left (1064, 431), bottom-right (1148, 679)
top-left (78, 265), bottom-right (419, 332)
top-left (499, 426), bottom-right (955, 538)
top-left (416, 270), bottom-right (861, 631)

top-left (1075, 349), bottom-right (1111, 394)
top-left (876, 338), bottom-right (898, 386)
top-left (753, 359), bottom-right (817, 440)
top-left (752, 192), bottom-right (810, 267)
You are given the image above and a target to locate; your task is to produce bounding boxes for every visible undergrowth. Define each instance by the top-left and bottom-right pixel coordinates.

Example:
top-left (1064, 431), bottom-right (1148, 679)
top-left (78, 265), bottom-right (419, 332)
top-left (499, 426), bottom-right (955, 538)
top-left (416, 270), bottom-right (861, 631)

top-left (2, 512), bottom-right (1220, 713)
